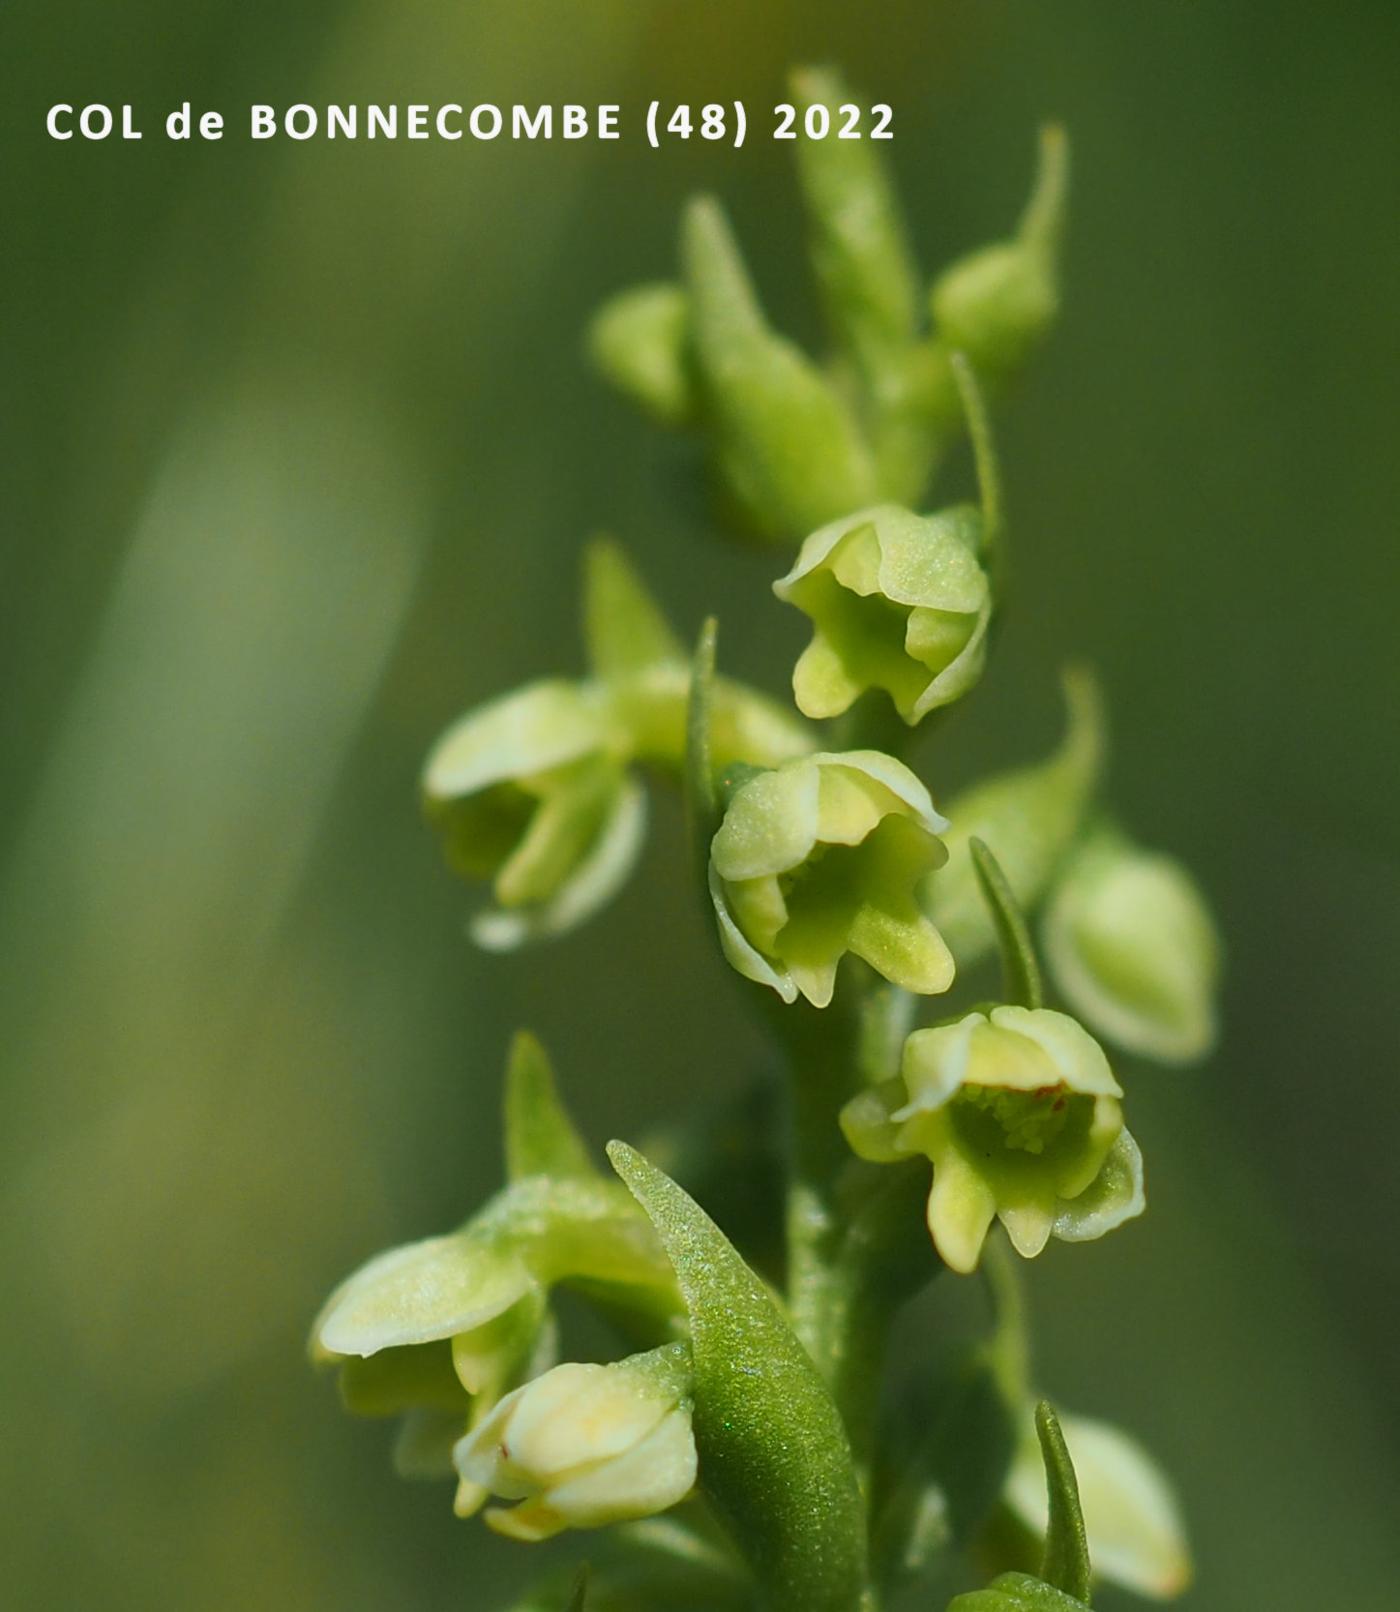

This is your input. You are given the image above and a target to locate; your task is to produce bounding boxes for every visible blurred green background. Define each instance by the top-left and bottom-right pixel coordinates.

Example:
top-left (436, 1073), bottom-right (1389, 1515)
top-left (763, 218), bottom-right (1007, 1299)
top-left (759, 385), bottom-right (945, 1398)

top-left (3, 1), bottom-right (1398, 1607)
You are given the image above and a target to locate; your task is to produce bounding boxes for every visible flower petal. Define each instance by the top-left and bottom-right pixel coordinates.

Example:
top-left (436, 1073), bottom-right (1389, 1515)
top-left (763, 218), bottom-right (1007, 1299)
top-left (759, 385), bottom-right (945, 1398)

top-left (423, 680), bottom-right (610, 801)
top-left (708, 862), bottom-right (797, 1002)
top-left (711, 759), bottom-right (821, 881)
top-left (471, 776), bottom-right (647, 951)
top-left (991, 1005), bottom-right (1122, 1098)
top-left (926, 1148), bottom-right (999, 1273)
top-left (840, 1079), bottom-right (911, 1163)
top-left (313, 1234), bottom-right (534, 1359)
top-left (1053, 1129), bottom-right (1146, 1244)
top-left (545, 1405), bottom-right (697, 1527)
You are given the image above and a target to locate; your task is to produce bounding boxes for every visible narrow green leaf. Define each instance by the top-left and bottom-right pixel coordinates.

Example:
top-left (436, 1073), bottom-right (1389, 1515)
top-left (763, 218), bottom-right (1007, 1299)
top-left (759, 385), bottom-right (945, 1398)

top-left (564, 1565), bottom-right (590, 1612)
top-left (685, 619), bottom-right (720, 895)
top-left (950, 353), bottom-right (1004, 581)
top-left (606, 1142), bottom-right (868, 1612)
top-left (970, 839), bottom-right (1043, 1010)
top-left (1036, 1401), bottom-right (1093, 1604)
top-left (582, 537), bottom-right (684, 680)
top-left (503, 1031), bottom-right (597, 1184)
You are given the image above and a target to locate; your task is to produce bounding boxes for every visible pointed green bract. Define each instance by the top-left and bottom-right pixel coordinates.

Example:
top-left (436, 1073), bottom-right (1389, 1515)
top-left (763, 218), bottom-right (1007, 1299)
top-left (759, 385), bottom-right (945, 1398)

top-left (685, 618), bottom-right (721, 910)
top-left (971, 838), bottom-right (1044, 1010)
top-left (607, 1143), bottom-right (869, 1612)
top-left (583, 537), bottom-right (685, 681)
top-left (505, 1031), bottom-right (598, 1184)
top-left (1005, 1408), bottom-right (1192, 1601)
top-left (1037, 1402), bottom-right (1093, 1604)
top-left (950, 353), bottom-right (1005, 583)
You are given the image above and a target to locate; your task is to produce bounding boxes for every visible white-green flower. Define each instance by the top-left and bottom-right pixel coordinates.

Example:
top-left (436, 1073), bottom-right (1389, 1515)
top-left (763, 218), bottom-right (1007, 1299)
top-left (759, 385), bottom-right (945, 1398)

top-left (1004, 1408), bottom-right (1192, 1600)
top-left (311, 1230), bottom-right (550, 1498)
top-left (709, 750), bottom-right (955, 1008)
top-left (1043, 825), bottom-right (1221, 1065)
top-left (455, 1346), bottom-right (697, 1542)
top-left (422, 679), bottom-right (644, 951)
top-left (842, 1007), bottom-right (1142, 1273)
top-left (774, 504), bottom-right (991, 724)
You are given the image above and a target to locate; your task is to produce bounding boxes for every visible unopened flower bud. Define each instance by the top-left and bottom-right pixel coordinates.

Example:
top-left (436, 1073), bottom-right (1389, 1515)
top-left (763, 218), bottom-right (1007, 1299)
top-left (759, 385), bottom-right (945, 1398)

top-left (789, 66), bottom-right (921, 364)
top-left (422, 680), bottom-right (644, 951)
top-left (455, 1346), bottom-right (697, 1541)
top-left (774, 503), bottom-right (991, 724)
top-left (683, 195), bottom-right (878, 544)
top-left (709, 750), bottom-right (954, 1008)
top-left (1043, 825), bottom-right (1220, 1065)
top-left (842, 1006), bottom-right (1141, 1273)
top-left (931, 126), bottom-right (1069, 384)
top-left (587, 282), bottom-right (696, 429)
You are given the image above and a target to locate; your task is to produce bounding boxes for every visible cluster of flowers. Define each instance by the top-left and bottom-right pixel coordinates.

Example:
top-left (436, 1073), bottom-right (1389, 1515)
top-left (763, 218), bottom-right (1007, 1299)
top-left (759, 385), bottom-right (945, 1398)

top-left (312, 68), bottom-right (1217, 1612)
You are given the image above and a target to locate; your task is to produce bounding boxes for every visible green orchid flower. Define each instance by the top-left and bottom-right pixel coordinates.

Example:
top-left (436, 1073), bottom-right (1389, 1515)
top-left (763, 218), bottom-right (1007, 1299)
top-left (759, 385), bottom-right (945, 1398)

top-left (773, 503), bottom-right (991, 724)
top-left (709, 749), bottom-right (955, 1008)
top-left (310, 1227), bottom-right (553, 1498)
top-left (423, 678), bottom-right (643, 951)
top-left (842, 1006), bottom-right (1143, 1272)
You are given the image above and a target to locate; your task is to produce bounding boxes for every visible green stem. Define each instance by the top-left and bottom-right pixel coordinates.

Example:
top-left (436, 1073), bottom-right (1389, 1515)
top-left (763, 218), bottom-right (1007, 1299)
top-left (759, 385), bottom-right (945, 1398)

top-left (772, 989), bottom-right (939, 1467)
top-left (777, 994), bottom-right (864, 1400)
